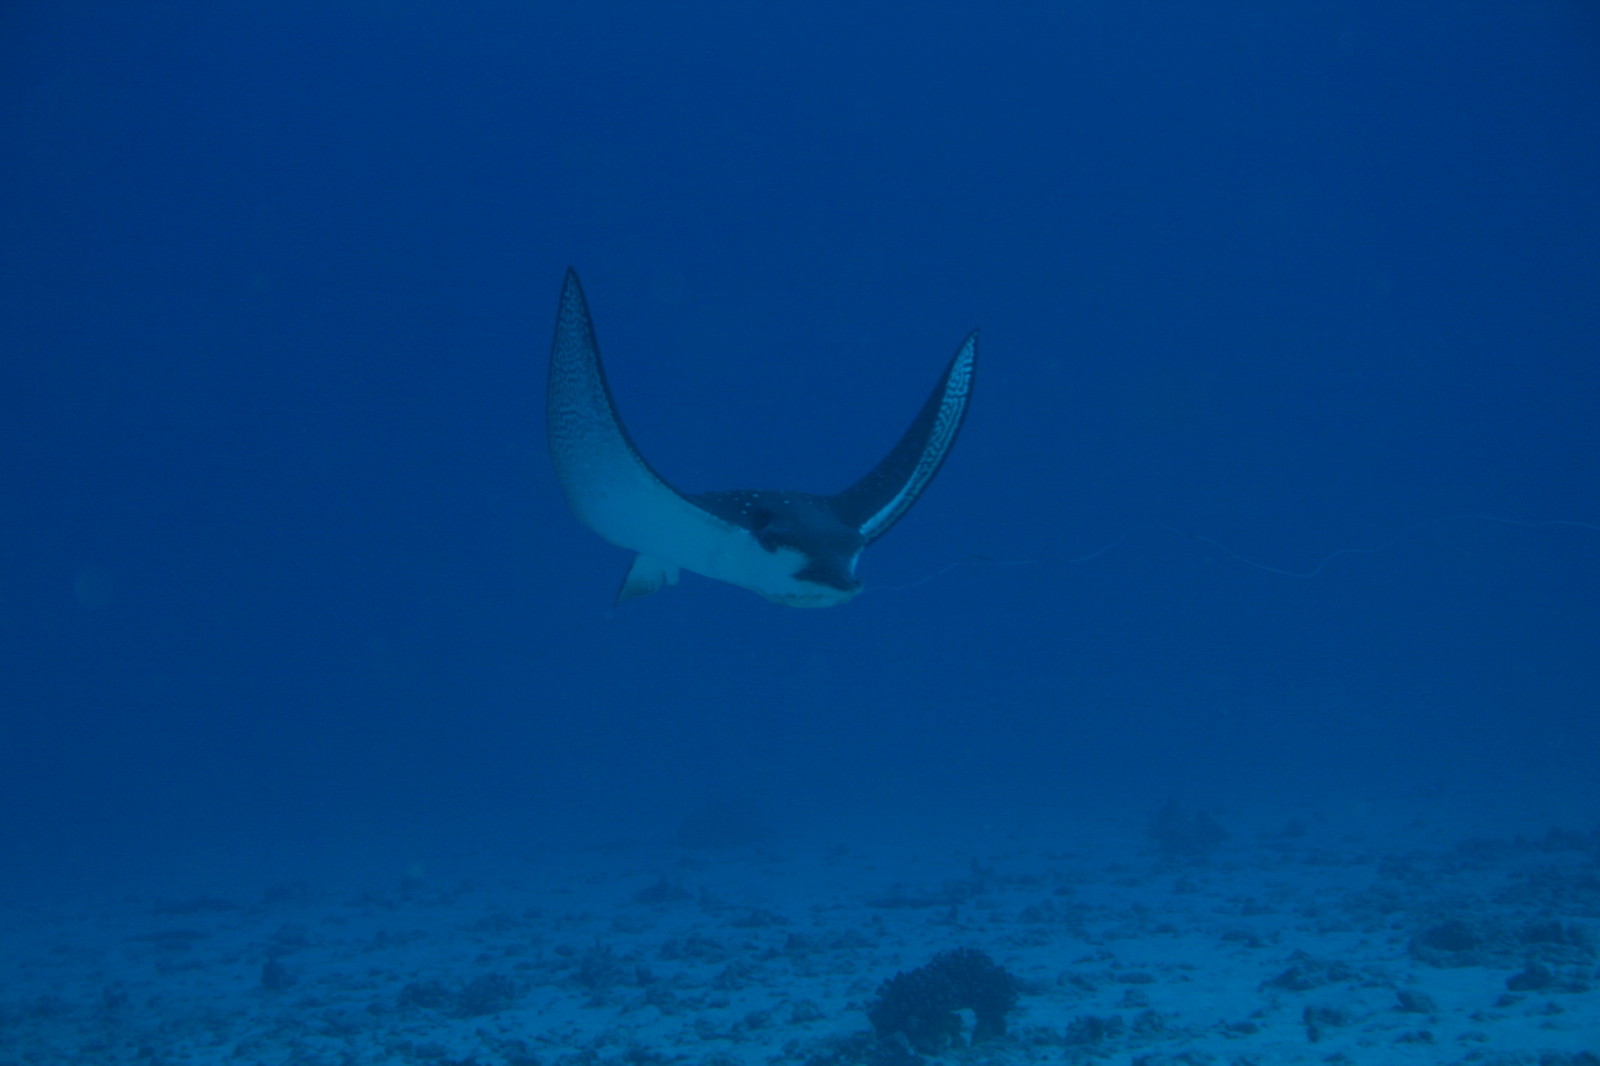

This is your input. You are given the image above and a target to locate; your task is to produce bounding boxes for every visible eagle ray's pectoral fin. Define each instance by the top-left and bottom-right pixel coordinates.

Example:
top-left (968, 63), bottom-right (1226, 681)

top-left (827, 331), bottom-right (977, 543)
top-left (616, 555), bottom-right (681, 605)
top-left (548, 269), bottom-right (743, 599)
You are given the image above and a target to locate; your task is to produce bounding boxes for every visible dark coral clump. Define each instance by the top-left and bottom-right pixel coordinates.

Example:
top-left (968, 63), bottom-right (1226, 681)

top-left (866, 947), bottom-right (1020, 1053)
top-left (396, 973), bottom-right (520, 1018)
top-left (1149, 798), bottom-right (1229, 861)
top-left (454, 973), bottom-right (520, 1017)
top-left (677, 798), bottom-right (770, 849)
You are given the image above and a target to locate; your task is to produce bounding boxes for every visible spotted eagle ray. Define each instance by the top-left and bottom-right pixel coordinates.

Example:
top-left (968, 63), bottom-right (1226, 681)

top-left (548, 269), bottom-right (976, 606)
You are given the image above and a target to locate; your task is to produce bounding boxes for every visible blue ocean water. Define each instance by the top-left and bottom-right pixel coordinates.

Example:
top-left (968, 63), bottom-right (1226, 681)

top-left (3, 0), bottom-right (1598, 894)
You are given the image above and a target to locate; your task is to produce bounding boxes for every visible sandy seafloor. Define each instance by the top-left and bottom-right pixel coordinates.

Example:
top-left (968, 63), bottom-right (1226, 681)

top-left (4, 797), bottom-right (1598, 1066)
